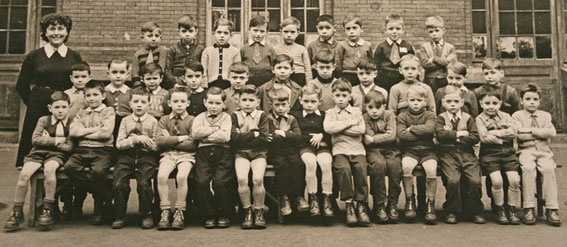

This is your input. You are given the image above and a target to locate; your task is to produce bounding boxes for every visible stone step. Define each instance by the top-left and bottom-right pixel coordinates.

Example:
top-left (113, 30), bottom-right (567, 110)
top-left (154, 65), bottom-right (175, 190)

top-left (0, 131), bottom-right (18, 144)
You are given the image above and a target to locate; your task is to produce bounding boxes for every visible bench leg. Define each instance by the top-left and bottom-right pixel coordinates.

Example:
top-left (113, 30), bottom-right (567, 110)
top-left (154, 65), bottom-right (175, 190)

top-left (536, 171), bottom-right (544, 217)
top-left (28, 174), bottom-right (39, 227)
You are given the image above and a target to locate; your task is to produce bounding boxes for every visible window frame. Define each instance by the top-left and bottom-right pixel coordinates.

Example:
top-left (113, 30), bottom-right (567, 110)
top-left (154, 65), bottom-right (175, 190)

top-left (0, 0), bottom-right (30, 55)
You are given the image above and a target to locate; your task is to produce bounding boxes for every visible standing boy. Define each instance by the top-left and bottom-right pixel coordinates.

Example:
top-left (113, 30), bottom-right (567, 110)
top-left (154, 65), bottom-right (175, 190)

top-left (335, 14), bottom-right (373, 87)
top-left (309, 50), bottom-right (337, 111)
top-left (183, 61), bottom-right (208, 117)
top-left (307, 15), bottom-right (338, 79)
top-left (258, 54), bottom-right (303, 116)
top-left (324, 78), bottom-right (369, 227)
top-left (202, 18), bottom-right (241, 89)
top-left (352, 59), bottom-right (388, 112)
top-left (374, 14), bottom-right (415, 92)
top-left (165, 15), bottom-right (205, 89)
top-left (274, 16), bottom-right (312, 86)
top-left (132, 22), bottom-right (169, 89)
top-left (105, 59), bottom-right (132, 141)
top-left (65, 62), bottom-right (90, 120)
top-left (241, 15), bottom-right (276, 87)
top-left (389, 55), bottom-right (436, 114)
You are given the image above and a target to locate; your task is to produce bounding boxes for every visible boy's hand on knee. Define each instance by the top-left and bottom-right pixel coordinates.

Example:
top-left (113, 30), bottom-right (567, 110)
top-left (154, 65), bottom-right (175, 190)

top-left (310, 133), bottom-right (323, 148)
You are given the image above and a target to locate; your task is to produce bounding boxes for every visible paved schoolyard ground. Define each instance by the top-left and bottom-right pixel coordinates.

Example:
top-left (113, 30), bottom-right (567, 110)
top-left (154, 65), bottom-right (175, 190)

top-left (0, 146), bottom-right (566, 247)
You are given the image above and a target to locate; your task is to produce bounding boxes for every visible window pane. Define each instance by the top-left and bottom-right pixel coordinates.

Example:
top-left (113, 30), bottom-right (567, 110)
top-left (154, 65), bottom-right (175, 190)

top-left (227, 0), bottom-right (240, 7)
top-left (291, 9), bottom-right (304, 31)
top-left (516, 12), bottom-right (533, 34)
top-left (534, 0), bottom-right (550, 10)
top-left (536, 36), bottom-right (552, 58)
top-left (0, 8), bottom-right (8, 29)
top-left (212, 0), bottom-right (225, 7)
top-left (518, 37), bottom-right (534, 58)
top-left (41, 7), bottom-right (55, 17)
top-left (228, 9), bottom-right (240, 32)
top-left (534, 12), bottom-right (551, 34)
top-left (473, 35), bottom-right (487, 58)
top-left (516, 0), bottom-right (531, 10)
top-left (291, 0), bottom-right (303, 7)
top-left (307, 0), bottom-right (318, 7)
top-left (499, 12), bottom-right (516, 35)
top-left (499, 37), bottom-right (517, 59)
top-left (10, 7), bottom-right (27, 29)
top-left (0, 0), bottom-right (9, 5)
top-left (11, 0), bottom-right (27, 5)
top-left (267, 10), bottom-right (280, 32)
top-left (267, 0), bottom-right (280, 7)
top-left (472, 11), bottom-right (486, 33)
top-left (0, 31), bottom-right (6, 54)
top-left (306, 9), bottom-right (319, 32)
top-left (8, 31), bottom-right (25, 54)
top-left (499, 0), bottom-right (514, 10)
top-left (212, 10), bottom-right (224, 28)
top-left (472, 0), bottom-right (485, 9)
top-left (42, 0), bottom-right (57, 6)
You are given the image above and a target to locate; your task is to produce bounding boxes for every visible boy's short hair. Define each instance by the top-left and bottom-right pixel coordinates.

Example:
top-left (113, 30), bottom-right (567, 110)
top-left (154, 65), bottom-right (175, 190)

top-left (443, 85), bottom-right (465, 99)
top-left (482, 58), bottom-right (503, 70)
top-left (268, 88), bottom-right (290, 103)
top-left (71, 61), bottom-right (91, 75)
top-left (140, 62), bottom-right (163, 77)
top-left (228, 62), bottom-right (249, 74)
top-left (364, 90), bottom-right (386, 108)
top-left (249, 15), bottom-right (268, 28)
top-left (314, 49), bottom-right (335, 64)
top-left (399, 54), bottom-right (421, 67)
top-left (169, 87), bottom-right (189, 98)
top-left (240, 85), bottom-right (258, 97)
top-left (107, 58), bottom-right (131, 70)
top-left (520, 83), bottom-right (542, 99)
top-left (50, 91), bottom-right (71, 104)
top-left (425, 16), bottom-right (444, 28)
top-left (271, 54), bottom-right (294, 67)
top-left (447, 61), bottom-right (467, 76)
top-left (205, 86), bottom-right (226, 101)
top-left (478, 87), bottom-right (502, 101)
top-left (385, 14), bottom-right (404, 26)
top-left (281, 16), bottom-right (301, 30)
top-left (356, 59), bottom-right (377, 71)
top-left (131, 90), bottom-right (151, 101)
top-left (343, 13), bottom-right (362, 28)
top-left (40, 13), bottom-right (72, 43)
top-left (141, 21), bottom-right (161, 34)
top-left (301, 83), bottom-right (322, 98)
top-left (331, 78), bottom-right (352, 93)
top-left (316, 14), bottom-right (335, 25)
top-left (214, 18), bottom-right (234, 32)
top-left (184, 61), bottom-right (204, 74)
top-left (178, 15), bottom-right (198, 30)
top-left (84, 80), bottom-right (105, 94)
top-left (407, 84), bottom-right (428, 99)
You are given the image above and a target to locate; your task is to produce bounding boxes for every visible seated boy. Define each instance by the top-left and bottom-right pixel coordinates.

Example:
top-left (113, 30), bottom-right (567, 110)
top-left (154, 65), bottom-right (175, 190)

top-left (267, 88), bottom-right (307, 216)
top-left (363, 90), bottom-right (401, 224)
top-left (4, 92), bottom-right (73, 232)
top-left (435, 86), bottom-right (485, 224)
top-left (156, 88), bottom-right (197, 230)
top-left (352, 59), bottom-right (388, 112)
top-left (111, 91), bottom-right (159, 229)
top-left (224, 62), bottom-right (249, 115)
top-left (294, 83), bottom-right (334, 218)
top-left (258, 54), bottom-right (303, 116)
top-left (476, 89), bottom-right (521, 225)
top-left (191, 87), bottom-right (234, 229)
top-left (64, 81), bottom-right (115, 225)
top-left (183, 61), bottom-right (207, 116)
top-left (105, 59), bottom-right (133, 141)
top-left (323, 78), bottom-right (369, 227)
top-left (397, 84), bottom-right (438, 224)
top-left (512, 84), bottom-right (561, 226)
top-left (133, 63), bottom-right (170, 119)
top-left (388, 55), bottom-right (436, 114)
top-left (165, 15), bottom-right (204, 89)
top-left (132, 22), bottom-right (169, 89)
top-left (231, 85), bottom-right (270, 229)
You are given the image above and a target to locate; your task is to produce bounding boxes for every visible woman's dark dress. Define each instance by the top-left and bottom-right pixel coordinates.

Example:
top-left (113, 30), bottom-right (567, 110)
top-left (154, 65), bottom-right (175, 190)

top-left (15, 46), bottom-right (82, 167)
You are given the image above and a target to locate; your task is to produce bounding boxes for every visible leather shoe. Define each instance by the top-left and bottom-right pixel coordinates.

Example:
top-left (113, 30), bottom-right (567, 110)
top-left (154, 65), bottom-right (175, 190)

top-left (444, 213), bottom-right (458, 224)
top-left (141, 215), bottom-right (154, 229)
top-left (374, 203), bottom-right (389, 224)
top-left (241, 207), bottom-right (254, 229)
top-left (496, 206), bottom-right (509, 225)
top-left (386, 202), bottom-right (399, 223)
top-left (204, 218), bottom-right (217, 229)
top-left (357, 203), bottom-right (370, 227)
top-left (217, 217), bottom-right (230, 228)
top-left (111, 218), bottom-right (125, 229)
top-left (508, 206), bottom-right (521, 225)
top-left (546, 209), bottom-right (561, 227)
top-left (281, 196), bottom-right (292, 216)
top-left (522, 208), bottom-right (536, 225)
top-left (472, 215), bottom-right (486, 224)
top-left (345, 202), bottom-right (358, 227)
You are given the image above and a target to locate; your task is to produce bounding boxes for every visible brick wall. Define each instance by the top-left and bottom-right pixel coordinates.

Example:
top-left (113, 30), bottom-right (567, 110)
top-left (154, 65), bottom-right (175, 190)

top-left (331, 0), bottom-right (473, 62)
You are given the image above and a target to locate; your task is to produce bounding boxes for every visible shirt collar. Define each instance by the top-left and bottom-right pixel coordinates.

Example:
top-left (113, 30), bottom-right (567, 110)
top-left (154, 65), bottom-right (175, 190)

top-left (336, 105), bottom-right (353, 113)
top-left (347, 38), bottom-right (365, 47)
top-left (86, 104), bottom-right (106, 113)
top-left (319, 36), bottom-right (334, 44)
top-left (226, 87), bottom-right (239, 97)
top-left (51, 116), bottom-right (69, 125)
top-left (67, 87), bottom-right (83, 94)
top-left (303, 110), bottom-right (321, 117)
top-left (106, 84), bottom-right (129, 94)
top-left (479, 111), bottom-right (502, 121)
top-left (459, 85), bottom-right (468, 93)
top-left (244, 109), bottom-right (259, 118)
top-left (274, 78), bottom-right (292, 87)
top-left (169, 111), bottom-right (188, 120)
top-left (44, 43), bottom-right (68, 58)
top-left (273, 112), bottom-right (289, 120)
top-left (386, 38), bottom-right (402, 46)
top-left (248, 39), bottom-right (266, 46)
top-left (151, 87), bottom-right (162, 96)
top-left (188, 87), bottom-right (204, 94)
top-left (207, 111), bottom-right (220, 119)
top-left (360, 83), bottom-right (375, 93)
top-left (132, 113), bottom-right (148, 122)
top-left (213, 42), bottom-right (230, 48)
top-left (450, 110), bottom-right (462, 120)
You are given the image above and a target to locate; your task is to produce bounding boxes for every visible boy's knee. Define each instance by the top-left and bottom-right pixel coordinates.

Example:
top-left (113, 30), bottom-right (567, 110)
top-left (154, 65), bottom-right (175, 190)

top-left (176, 173), bottom-right (189, 183)
top-left (237, 177), bottom-right (248, 186)
top-left (252, 176), bottom-right (264, 187)
top-left (18, 172), bottom-right (33, 182)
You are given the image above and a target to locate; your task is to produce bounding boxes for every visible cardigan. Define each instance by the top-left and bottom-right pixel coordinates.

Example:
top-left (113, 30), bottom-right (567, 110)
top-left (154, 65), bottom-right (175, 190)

top-left (201, 44), bottom-right (241, 84)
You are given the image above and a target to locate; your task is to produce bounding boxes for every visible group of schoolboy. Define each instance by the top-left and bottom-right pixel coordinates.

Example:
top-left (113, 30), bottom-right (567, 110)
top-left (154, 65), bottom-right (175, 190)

top-left (5, 12), bottom-right (561, 233)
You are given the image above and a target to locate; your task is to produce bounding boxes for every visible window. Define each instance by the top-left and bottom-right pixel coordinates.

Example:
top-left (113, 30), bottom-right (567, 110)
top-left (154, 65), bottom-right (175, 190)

top-left (471, 0), bottom-right (489, 59)
top-left (290, 0), bottom-right (321, 45)
top-left (212, 0), bottom-right (242, 32)
top-left (497, 0), bottom-right (552, 59)
top-left (0, 0), bottom-right (29, 54)
top-left (251, 0), bottom-right (280, 32)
